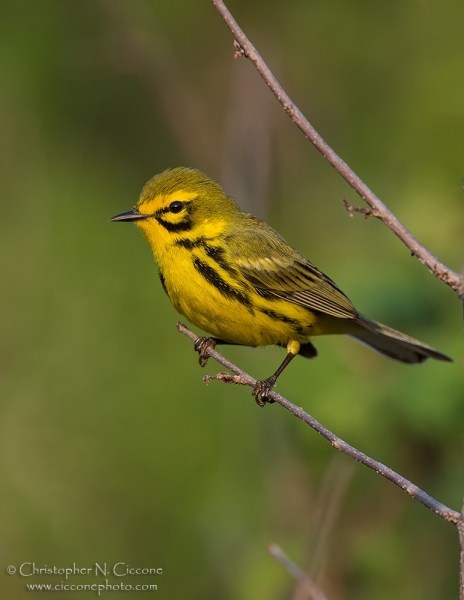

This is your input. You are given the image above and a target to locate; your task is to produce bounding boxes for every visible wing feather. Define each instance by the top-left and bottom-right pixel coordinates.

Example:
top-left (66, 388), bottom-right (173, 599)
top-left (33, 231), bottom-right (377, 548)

top-left (225, 222), bottom-right (358, 320)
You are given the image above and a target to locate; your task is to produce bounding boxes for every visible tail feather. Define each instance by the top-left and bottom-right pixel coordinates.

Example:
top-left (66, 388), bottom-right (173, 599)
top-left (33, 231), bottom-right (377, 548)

top-left (348, 316), bottom-right (452, 364)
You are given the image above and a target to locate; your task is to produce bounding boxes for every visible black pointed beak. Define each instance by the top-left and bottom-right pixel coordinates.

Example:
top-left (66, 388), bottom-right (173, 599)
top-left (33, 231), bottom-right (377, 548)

top-left (109, 209), bottom-right (150, 222)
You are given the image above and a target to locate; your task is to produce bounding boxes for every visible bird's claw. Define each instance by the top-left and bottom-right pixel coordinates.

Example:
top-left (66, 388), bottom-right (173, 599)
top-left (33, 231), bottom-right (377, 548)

top-left (252, 376), bottom-right (277, 407)
top-left (194, 336), bottom-right (217, 367)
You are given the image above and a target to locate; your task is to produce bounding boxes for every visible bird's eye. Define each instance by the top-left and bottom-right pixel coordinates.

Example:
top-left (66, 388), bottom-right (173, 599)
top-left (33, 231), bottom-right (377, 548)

top-left (169, 201), bottom-right (184, 213)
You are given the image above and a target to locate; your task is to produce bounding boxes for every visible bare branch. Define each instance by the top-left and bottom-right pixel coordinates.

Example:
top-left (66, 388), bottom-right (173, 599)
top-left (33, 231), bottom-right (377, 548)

top-left (342, 198), bottom-right (381, 220)
top-left (204, 371), bottom-right (248, 386)
top-left (268, 544), bottom-right (328, 600)
top-left (209, 0), bottom-right (463, 296)
top-left (177, 322), bottom-right (461, 525)
top-left (459, 500), bottom-right (464, 600)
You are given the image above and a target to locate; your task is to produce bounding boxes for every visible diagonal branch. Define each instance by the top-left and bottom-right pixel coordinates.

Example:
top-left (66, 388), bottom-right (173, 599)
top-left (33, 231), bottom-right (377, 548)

top-left (209, 0), bottom-right (463, 297)
top-left (268, 544), bottom-right (328, 600)
top-left (177, 322), bottom-right (460, 526)
top-left (459, 501), bottom-right (464, 600)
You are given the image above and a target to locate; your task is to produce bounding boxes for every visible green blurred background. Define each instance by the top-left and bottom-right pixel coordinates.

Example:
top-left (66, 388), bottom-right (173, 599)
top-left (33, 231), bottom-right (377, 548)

top-left (1, 1), bottom-right (463, 598)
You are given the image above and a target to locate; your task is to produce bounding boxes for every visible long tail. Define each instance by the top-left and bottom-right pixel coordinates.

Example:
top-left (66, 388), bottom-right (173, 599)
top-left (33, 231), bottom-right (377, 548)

top-left (348, 315), bottom-right (452, 364)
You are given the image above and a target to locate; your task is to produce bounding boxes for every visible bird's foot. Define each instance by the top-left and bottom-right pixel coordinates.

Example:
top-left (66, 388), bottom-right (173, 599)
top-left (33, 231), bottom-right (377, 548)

top-left (252, 376), bottom-right (277, 407)
top-left (194, 336), bottom-right (217, 367)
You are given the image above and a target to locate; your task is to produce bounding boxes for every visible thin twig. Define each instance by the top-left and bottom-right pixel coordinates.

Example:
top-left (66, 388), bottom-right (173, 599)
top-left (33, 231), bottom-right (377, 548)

top-left (177, 322), bottom-right (460, 525)
top-left (209, 0), bottom-right (463, 296)
top-left (342, 198), bottom-right (381, 219)
top-left (459, 500), bottom-right (464, 600)
top-left (311, 457), bottom-right (355, 578)
top-left (268, 544), bottom-right (328, 600)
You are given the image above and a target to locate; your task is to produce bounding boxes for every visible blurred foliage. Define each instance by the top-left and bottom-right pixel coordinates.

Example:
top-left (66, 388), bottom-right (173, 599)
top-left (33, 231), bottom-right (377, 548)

top-left (0, 0), bottom-right (463, 598)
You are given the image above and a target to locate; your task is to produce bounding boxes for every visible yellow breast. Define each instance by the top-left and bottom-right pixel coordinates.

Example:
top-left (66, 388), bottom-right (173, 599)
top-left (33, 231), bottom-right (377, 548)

top-left (158, 244), bottom-right (316, 346)
top-left (135, 202), bottom-right (319, 347)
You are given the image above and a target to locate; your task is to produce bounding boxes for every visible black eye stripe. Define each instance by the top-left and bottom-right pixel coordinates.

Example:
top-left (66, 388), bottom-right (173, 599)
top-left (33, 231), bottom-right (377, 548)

top-left (155, 200), bottom-right (191, 217)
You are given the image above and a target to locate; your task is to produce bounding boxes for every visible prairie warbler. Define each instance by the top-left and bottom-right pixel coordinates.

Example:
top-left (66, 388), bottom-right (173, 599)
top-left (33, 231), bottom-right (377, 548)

top-left (111, 167), bottom-right (451, 405)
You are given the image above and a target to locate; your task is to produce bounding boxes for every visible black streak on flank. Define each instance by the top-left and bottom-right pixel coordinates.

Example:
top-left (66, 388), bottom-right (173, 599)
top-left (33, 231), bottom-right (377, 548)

top-left (193, 257), bottom-right (251, 307)
top-left (204, 245), bottom-right (237, 276)
top-left (175, 238), bottom-right (237, 276)
top-left (260, 308), bottom-right (305, 334)
top-left (158, 269), bottom-right (168, 295)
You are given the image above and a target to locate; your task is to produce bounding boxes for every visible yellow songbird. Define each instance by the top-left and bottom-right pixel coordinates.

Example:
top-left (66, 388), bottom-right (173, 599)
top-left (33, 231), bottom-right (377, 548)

top-left (111, 167), bottom-right (451, 405)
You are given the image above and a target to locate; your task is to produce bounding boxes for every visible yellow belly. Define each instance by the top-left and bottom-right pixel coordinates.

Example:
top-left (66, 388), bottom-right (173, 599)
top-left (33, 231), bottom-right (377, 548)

top-left (161, 256), bottom-right (321, 347)
top-left (143, 221), bottom-right (350, 347)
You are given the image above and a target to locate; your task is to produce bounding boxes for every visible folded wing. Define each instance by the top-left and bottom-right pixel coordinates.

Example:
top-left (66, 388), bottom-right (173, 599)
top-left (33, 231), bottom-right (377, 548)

top-left (225, 221), bottom-right (358, 320)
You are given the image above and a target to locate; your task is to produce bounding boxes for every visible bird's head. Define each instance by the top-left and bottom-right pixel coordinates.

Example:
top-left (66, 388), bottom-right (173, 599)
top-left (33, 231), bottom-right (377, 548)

top-left (110, 167), bottom-right (239, 253)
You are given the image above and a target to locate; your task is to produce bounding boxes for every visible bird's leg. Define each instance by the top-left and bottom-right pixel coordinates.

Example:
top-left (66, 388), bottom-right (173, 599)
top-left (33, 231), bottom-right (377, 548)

top-left (194, 337), bottom-right (231, 367)
top-left (252, 353), bottom-right (295, 406)
top-left (253, 341), bottom-right (300, 407)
